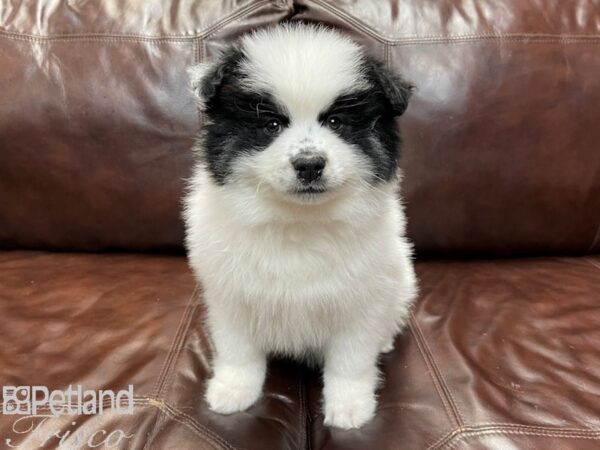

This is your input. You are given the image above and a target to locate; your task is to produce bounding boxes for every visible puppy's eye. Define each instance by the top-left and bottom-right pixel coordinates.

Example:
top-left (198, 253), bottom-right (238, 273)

top-left (264, 118), bottom-right (282, 136)
top-left (325, 115), bottom-right (342, 131)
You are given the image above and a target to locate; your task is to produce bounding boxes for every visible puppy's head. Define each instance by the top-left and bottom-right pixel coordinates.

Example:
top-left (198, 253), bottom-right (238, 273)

top-left (189, 23), bottom-right (412, 205)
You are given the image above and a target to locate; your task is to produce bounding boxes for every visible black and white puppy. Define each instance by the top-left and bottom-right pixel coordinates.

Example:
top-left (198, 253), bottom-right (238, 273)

top-left (184, 23), bottom-right (417, 429)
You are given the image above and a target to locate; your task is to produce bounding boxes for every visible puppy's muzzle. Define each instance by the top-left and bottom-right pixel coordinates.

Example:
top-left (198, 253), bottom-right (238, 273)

top-left (291, 154), bottom-right (327, 184)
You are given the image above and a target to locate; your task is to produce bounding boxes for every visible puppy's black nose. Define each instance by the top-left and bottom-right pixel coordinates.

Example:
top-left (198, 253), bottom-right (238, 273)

top-left (292, 155), bottom-right (326, 183)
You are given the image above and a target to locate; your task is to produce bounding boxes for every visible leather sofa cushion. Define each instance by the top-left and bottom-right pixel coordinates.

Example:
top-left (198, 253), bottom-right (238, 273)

top-left (1, 1), bottom-right (600, 256)
top-left (309, 256), bottom-right (600, 449)
top-left (0, 1), bottom-right (291, 253)
top-left (1, 251), bottom-right (598, 449)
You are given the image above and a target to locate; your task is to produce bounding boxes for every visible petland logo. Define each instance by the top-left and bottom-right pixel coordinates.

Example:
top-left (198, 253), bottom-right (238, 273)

top-left (2, 385), bottom-right (134, 416)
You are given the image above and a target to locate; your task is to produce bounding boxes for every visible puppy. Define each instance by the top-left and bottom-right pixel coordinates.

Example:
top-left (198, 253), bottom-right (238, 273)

top-left (184, 23), bottom-right (417, 430)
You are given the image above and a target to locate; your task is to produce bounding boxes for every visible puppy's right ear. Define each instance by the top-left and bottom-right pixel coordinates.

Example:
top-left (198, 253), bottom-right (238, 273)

top-left (188, 47), bottom-right (241, 110)
top-left (364, 56), bottom-right (414, 117)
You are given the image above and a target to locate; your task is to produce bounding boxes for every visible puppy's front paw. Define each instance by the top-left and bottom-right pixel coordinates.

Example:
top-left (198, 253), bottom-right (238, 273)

top-left (205, 370), bottom-right (263, 414)
top-left (323, 386), bottom-right (376, 429)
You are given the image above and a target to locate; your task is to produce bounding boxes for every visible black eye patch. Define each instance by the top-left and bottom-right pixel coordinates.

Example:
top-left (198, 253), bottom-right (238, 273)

top-left (317, 89), bottom-right (401, 183)
top-left (234, 97), bottom-right (284, 120)
top-left (215, 90), bottom-right (289, 126)
top-left (318, 90), bottom-right (389, 125)
top-left (202, 87), bottom-right (291, 185)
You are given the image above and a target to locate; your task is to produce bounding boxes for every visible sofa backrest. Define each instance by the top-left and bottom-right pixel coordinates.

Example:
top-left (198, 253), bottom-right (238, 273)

top-left (1, 0), bottom-right (599, 257)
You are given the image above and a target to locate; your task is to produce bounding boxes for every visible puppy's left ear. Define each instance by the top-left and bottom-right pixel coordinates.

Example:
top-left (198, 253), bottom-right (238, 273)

top-left (366, 57), bottom-right (414, 116)
top-left (187, 46), bottom-right (241, 111)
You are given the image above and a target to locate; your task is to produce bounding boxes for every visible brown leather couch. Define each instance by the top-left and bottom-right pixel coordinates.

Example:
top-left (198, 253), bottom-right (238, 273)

top-left (1, 1), bottom-right (599, 449)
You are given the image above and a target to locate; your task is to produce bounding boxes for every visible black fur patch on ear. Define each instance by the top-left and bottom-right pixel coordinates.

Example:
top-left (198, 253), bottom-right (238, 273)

top-left (364, 56), bottom-right (414, 116)
top-left (189, 47), bottom-right (244, 110)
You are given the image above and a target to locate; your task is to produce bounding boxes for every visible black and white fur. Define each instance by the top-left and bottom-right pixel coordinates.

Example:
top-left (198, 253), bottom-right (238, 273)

top-left (184, 23), bottom-right (417, 429)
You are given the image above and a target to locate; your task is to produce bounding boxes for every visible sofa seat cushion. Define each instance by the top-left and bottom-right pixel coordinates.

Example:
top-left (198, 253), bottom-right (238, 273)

top-left (0, 251), bottom-right (306, 450)
top-left (309, 257), bottom-right (600, 450)
top-left (1, 251), bottom-right (599, 449)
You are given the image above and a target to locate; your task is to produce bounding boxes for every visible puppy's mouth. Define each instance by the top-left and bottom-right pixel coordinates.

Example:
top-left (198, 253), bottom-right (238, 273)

top-left (293, 185), bottom-right (327, 195)
top-left (287, 182), bottom-right (332, 203)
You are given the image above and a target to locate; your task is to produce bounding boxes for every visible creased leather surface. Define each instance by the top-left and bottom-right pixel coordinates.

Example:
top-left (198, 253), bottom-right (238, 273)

top-left (0, 251), bottom-right (195, 396)
top-left (0, 251), bottom-right (196, 448)
top-left (0, 0), bottom-right (294, 252)
top-left (294, 0), bottom-right (600, 257)
top-left (2, 0), bottom-right (600, 255)
top-left (309, 257), bottom-right (600, 450)
top-left (1, 252), bottom-right (599, 449)
top-left (294, 0), bottom-right (600, 41)
top-left (2, 1), bottom-right (600, 450)
top-left (0, 251), bottom-right (308, 450)
top-left (0, 0), bottom-right (291, 37)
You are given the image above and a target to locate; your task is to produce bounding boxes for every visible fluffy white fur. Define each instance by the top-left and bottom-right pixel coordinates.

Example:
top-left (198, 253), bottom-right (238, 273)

top-left (184, 24), bottom-right (417, 429)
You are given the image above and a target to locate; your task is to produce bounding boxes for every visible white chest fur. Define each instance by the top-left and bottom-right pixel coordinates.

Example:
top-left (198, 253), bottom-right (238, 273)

top-left (184, 172), bottom-right (416, 357)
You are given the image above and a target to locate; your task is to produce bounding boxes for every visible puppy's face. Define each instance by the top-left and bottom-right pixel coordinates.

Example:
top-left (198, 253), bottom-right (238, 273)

top-left (190, 24), bottom-right (412, 205)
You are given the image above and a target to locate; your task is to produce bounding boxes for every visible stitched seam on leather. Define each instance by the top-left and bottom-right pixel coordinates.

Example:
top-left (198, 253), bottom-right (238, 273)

top-left (191, 38), bottom-right (204, 131)
top-left (0, 33), bottom-right (194, 44)
top-left (429, 428), bottom-right (472, 450)
top-left (388, 36), bottom-right (600, 47)
top-left (391, 33), bottom-right (600, 42)
top-left (160, 302), bottom-right (201, 406)
top-left (305, 1), bottom-right (600, 46)
top-left (200, 4), bottom-right (266, 42)
top-left (428, 424), bottom-right (600, 450)
top-left (147, 399), bottom-right (227, 450)
top-left (158, 295), bottom-right (200, 400)
top-left (143, 400), bottom-right (165, 450)
top-left (463, 423), bottom-right (600, 432)
top-left (172, 0), bottom-right (273, 42)
top-left (586, 225), bottom-right (600, 254)
top-left (409, 314), bottom-right (461, 430)
top-left (4, 32), bottom-right (600, 46)
top-left (152, 284), bottom-right (199, 398)
top-left (151, 287), bottom-right (193, 397)
top-left (427, 428), bottom-right (463, 450)
top-left (200, 0), bottom-right (289, 42)
top-left (196, 39), bottom-right (206, 129)
top-left (440, 428), bottom-right (600, 450)
top-left (411, 312), bottom-right (465, 427)
top-left (0, 0), bottom-right (274, 42)
top-left (147, 398), bottom-right (236, 450)
top-left (308, 0), bottom-right (388, 43)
